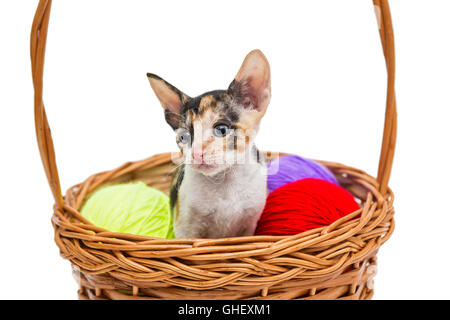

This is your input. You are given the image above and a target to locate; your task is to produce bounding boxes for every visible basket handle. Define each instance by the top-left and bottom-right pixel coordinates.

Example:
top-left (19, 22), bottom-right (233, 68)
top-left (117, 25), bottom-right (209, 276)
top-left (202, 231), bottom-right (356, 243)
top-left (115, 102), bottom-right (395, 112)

top-left (31, 0), bottom-right (64, 209)
top-left (373, 0), bottom-right (397, 195)
top-left (30, 0), bottom-right (396, 209)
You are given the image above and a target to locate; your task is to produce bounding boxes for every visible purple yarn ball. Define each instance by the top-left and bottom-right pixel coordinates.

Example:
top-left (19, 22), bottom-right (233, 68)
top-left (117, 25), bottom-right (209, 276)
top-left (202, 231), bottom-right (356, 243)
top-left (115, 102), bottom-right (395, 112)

top-left (267, 155), bottom-right (338, 194)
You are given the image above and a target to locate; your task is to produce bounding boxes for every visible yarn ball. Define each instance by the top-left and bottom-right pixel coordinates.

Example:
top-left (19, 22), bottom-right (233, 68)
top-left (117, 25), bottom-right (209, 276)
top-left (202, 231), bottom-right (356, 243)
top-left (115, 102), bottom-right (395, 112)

top-left (81, 181), bottom-right (174, 239)
top-left (255, 178), bottom-right (360, 236)
top-left (267, 155), bottom-right (338, 194)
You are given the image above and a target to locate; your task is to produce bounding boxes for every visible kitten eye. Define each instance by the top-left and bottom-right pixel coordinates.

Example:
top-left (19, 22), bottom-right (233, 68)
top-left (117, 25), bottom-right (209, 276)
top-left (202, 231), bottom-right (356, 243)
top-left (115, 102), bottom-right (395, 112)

top-left (213, 124), bottom-right (230, 137)
top-left (177, 130), bottom-right (191, 145)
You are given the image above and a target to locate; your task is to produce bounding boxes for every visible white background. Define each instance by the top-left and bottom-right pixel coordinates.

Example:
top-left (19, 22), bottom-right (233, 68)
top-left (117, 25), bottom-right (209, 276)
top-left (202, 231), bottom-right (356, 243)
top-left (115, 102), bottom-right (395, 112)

top-left (0, 0), bottom-right (449, 299)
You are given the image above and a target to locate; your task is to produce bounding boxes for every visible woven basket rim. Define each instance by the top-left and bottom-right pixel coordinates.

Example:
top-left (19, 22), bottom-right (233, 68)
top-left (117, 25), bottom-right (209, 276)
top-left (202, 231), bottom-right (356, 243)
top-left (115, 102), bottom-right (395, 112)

top-left (55, 152), bottom-right (394, 259)
top-left (60, 151), bottom-right (393, 244)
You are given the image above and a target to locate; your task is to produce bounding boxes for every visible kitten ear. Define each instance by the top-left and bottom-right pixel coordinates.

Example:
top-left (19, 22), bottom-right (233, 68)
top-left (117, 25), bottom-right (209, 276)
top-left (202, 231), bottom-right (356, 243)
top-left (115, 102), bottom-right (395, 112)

top-left (147, 73), bottom-right (190, 129)
top-left (228, 50), bottom-right (271, 114)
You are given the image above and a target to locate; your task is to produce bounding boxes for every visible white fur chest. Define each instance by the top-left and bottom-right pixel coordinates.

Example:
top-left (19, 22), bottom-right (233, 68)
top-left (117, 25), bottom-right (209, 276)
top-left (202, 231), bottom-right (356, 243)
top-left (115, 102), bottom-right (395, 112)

top-left (175, 163), bottom-right (267, 238)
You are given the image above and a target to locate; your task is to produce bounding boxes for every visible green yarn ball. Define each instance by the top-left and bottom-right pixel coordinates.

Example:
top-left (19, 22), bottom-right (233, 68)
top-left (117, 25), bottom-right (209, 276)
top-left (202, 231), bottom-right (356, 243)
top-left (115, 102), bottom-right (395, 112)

top-left (81, 181), bottom-right (174, 239)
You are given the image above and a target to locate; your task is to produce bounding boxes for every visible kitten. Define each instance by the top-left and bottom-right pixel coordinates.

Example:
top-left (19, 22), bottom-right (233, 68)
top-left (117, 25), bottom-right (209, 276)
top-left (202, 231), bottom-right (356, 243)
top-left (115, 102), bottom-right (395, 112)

top-left (147, 50), bottom-right (271, 238)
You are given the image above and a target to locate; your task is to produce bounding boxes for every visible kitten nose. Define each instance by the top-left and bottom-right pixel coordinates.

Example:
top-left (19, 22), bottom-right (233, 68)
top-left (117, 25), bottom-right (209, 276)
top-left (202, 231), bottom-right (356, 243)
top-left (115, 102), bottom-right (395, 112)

top-left (193, 150), bottom-right (203, 163)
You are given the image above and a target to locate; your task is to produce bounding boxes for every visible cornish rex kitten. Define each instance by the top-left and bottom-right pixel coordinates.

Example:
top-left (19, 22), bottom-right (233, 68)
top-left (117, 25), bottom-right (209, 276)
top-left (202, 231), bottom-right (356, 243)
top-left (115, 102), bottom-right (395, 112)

top-left (147, 50), bottom-right (271, 238)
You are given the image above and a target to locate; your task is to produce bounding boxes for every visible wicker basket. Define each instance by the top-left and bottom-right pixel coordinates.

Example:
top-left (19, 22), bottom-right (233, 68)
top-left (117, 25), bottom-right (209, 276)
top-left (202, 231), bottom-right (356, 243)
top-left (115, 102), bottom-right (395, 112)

top-left (30, 0), bottom-right (397, 300)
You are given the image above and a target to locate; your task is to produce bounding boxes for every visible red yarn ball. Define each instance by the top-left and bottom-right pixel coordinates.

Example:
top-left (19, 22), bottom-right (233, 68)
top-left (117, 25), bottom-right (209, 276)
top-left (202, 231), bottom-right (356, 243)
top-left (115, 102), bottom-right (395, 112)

top-left (255, 178), bottom-right (360, 236)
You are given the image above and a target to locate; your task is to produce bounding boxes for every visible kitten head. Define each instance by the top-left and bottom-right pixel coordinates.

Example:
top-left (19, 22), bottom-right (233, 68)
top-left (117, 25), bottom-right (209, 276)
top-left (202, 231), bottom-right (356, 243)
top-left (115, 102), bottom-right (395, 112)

top-left (147, 49), bottom-right (271, 176)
